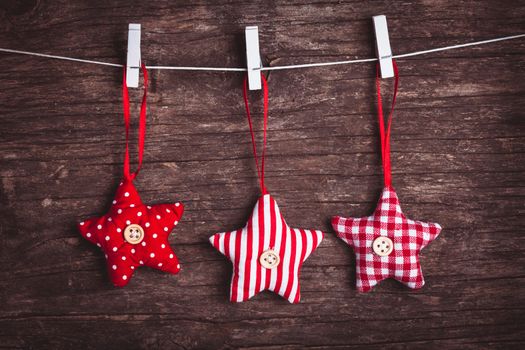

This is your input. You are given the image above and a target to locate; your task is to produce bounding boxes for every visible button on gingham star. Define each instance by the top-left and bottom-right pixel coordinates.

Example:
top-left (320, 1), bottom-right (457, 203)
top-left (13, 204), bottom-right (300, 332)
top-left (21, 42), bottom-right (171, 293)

top-left (332, 186), bottom-right (441, 292)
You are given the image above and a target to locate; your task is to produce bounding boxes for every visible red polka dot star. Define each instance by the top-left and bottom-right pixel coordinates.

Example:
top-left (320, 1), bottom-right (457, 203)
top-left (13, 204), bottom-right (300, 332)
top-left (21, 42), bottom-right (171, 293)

top-left (78, 179), bottom-right (184, 287)
top-left (77, 65), bottom-right (184, 287)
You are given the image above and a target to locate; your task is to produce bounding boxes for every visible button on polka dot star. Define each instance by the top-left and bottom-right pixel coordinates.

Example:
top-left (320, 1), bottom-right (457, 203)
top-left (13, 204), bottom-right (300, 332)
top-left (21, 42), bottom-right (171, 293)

top-left (77, 177), bottom-right (185, 287)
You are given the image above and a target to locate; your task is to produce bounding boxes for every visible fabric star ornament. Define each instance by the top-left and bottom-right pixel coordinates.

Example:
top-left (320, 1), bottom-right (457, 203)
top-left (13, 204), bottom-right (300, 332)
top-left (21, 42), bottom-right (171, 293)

top-left (78, 178), bottom-right (184, 287)
top-left (209, 75), bottom-right (324, 303)
top-left (332, 187), bottom-right (440, 292)
top-left (210, 194), bottom-right (324, 303)
top-left (332, 61), bottom-right (442, 292)
top-left (77, 64), bottom-right (185, 287)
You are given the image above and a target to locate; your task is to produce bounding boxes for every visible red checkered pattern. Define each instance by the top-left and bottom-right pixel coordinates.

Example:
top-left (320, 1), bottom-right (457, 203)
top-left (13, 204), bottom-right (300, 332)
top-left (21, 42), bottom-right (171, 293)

top-left (332, 186), bottom-right (441, 292)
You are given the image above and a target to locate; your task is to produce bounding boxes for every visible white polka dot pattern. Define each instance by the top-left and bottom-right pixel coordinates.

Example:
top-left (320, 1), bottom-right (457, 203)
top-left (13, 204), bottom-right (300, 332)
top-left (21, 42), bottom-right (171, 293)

top-left (77, 178), bottom-right (184, 287)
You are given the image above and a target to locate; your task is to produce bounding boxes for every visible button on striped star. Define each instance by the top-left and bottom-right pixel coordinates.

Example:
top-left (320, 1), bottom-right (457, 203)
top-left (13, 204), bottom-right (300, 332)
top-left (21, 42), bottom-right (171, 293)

top-left (210, 194), bottom-right (324, 303)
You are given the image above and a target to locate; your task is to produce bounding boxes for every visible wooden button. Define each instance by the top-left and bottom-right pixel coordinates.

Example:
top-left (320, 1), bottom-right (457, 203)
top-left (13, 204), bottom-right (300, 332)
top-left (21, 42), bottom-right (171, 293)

top-left (372, 236), bottom-right (393, 256)
top-left (123, 224), bottom-right (144, 245)
top-left (259, 249), bottom-right (280, 269)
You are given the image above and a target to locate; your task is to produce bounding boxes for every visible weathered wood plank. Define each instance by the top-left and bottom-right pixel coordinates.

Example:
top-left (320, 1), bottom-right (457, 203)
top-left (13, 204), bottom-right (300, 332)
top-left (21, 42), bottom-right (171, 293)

top-left (1, 0), bottom-right (524, 349)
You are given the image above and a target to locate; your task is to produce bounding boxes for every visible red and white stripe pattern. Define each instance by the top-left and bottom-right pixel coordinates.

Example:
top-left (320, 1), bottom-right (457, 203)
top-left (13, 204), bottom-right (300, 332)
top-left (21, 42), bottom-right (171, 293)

top-left (332, 186), bottom-right (441, 292)
top-left (210, 194), bottom-right (324, 303)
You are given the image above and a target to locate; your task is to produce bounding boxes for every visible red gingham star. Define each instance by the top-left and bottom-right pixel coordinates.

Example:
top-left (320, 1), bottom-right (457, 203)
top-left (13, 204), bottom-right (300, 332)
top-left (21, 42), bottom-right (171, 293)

top-left (332, 186), bottom-right (441, 292)
top-left (78, 178), bottom-right (184, 287)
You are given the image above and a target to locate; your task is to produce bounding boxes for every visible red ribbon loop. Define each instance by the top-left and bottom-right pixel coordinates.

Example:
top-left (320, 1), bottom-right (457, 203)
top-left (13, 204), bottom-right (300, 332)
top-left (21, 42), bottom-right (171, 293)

top-left (243, 74), bottom-right (269, 195)
top-left (122, 63), bottom-right (148, 181)
top-left (376, 60), bottom-right (399, 187)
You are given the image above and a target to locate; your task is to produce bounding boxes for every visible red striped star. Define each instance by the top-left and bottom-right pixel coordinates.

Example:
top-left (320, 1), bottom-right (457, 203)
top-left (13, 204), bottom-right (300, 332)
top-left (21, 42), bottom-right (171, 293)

top-left (209, 194), bottom-right (324, 303)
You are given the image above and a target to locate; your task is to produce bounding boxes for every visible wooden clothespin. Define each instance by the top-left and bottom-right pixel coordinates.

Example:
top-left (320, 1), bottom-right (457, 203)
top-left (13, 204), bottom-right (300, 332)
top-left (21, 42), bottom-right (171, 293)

top-left (245, 26), bottom-right (262, 90)
top-left (126, 23), bottom-right (141, 88)
top-left (373, 15), bottom-right (394, 79)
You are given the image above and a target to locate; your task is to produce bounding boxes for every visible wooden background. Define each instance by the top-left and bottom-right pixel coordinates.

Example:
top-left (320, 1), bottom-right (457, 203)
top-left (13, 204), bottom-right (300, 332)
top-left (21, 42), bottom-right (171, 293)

top-left (1, 0), bottom-right (524, 349)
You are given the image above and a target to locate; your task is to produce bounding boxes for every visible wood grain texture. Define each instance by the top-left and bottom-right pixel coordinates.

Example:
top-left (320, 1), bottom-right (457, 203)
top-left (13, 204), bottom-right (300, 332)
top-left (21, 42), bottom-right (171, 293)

top-left (1, 0), bottom-right (524, 349)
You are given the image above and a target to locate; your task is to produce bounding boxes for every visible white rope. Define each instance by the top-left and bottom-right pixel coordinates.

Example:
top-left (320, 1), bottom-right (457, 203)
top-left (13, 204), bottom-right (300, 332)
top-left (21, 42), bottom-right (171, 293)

top-left (393, 33), bottom-right (525, 59)
top-left (147, 65), bottom-right (246, 71)
top-left (0, 48), bottom-right (123, 67)
top-left (0, 33), bottom-right (523, 72)
top-left (260, 57), bottom-right (378, 71)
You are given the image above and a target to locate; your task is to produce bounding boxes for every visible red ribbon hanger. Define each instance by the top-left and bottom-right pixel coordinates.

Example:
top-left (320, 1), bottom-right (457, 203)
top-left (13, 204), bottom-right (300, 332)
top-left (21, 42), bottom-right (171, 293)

top-left (376, 60), bottom-right (399, 187)
top-left (122, 63), bottom-right (148, 181)
top-left (243, 73), bottom-right (269, 195)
